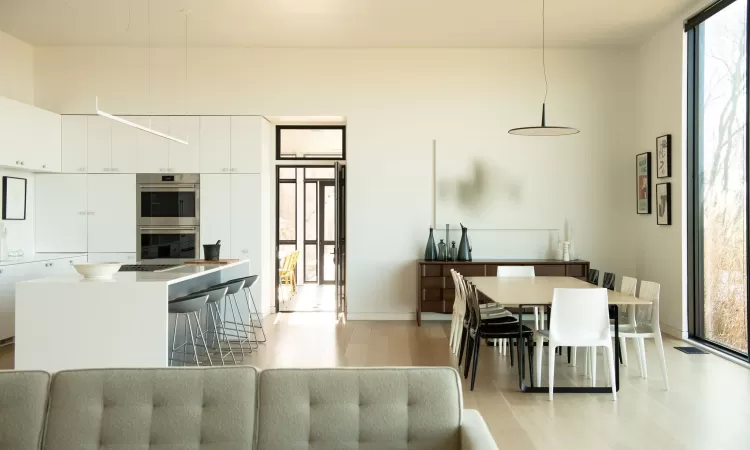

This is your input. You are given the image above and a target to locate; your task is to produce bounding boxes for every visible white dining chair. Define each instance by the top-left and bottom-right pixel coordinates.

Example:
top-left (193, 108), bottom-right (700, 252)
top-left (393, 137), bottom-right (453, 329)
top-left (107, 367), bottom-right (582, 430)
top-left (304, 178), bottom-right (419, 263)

top-left (495, 266), bottom-right (538, 354)
top-left (572, 274), bottom-right (638, 373)
top-left (535, 288), bottom-right (617, 401)
top-left (614, 280), bottom-right (669, 390)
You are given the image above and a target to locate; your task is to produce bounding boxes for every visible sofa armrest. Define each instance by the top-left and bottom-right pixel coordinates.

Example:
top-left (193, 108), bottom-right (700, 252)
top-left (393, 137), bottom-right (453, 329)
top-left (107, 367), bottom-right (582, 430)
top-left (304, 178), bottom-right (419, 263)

top-left (461, 409), bottom-right (498, 450)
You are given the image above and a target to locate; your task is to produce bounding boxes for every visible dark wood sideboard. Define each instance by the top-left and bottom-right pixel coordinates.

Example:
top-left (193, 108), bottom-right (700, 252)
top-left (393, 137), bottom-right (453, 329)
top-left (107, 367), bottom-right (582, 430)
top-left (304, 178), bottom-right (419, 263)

top-left (416, 259), bottom-right (590, 325)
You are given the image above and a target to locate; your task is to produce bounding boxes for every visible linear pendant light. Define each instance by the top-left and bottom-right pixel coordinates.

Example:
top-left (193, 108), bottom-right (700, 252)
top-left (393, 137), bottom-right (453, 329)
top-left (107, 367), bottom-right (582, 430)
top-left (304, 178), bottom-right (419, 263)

top-left (95, 0), bottom-right (189, 145)
top-left (508, 0), bottom-right (579, 136)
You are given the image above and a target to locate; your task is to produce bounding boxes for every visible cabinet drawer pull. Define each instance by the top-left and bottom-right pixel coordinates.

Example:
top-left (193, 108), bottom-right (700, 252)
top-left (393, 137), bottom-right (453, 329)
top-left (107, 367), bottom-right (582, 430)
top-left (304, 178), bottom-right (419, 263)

top-left (42, 164), bottom-right (47, 169)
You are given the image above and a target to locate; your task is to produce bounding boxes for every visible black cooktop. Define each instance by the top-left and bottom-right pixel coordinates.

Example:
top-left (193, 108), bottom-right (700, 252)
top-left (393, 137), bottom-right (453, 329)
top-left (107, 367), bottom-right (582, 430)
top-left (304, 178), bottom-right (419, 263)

top-left (118, 264), bottom-right (180, 272)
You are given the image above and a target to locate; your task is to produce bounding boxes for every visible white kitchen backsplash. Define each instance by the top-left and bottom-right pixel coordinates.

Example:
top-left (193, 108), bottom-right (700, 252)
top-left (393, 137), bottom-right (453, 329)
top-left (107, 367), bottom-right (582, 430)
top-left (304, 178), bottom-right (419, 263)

top-left (0, 167), bottom-right (34, 257)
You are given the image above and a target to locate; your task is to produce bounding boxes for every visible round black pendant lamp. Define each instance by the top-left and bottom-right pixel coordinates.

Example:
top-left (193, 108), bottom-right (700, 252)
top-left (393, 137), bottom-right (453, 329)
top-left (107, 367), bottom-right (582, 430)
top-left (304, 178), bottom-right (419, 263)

top-left (508, 0), bottom-right (579, 136)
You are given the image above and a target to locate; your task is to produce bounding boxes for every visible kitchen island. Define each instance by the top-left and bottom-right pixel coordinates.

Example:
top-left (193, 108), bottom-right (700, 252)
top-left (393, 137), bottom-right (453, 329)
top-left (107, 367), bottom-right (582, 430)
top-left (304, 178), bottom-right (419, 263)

top-left (14, 260), bottom-right (251, 372)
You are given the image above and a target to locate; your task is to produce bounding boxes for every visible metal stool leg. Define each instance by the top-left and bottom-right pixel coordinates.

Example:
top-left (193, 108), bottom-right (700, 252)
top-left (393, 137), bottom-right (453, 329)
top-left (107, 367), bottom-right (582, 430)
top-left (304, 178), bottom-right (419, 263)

top-left (226, 296), bottom-right (248, 358)
top-left (193, 311), bottom-right (213, 366)
top-left (185, 314), bottom-right (200, 366)
top-left (212, 301), bottom-right (238, 364)
top-left (244, 288), bottom-right (266, 343)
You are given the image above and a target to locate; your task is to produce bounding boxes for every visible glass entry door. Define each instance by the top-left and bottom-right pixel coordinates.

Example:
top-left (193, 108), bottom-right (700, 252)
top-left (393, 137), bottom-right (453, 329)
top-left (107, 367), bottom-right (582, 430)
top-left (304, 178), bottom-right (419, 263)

top-left (319, 180), bottom-right (336, 285)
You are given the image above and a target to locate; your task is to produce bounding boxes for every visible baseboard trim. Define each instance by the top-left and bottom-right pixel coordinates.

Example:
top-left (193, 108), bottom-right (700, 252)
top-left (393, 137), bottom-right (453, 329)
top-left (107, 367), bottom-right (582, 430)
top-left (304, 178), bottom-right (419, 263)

top-left (347, 313), bottom-right (452, 321)
top-left (660, 322), bottom-right (688, 339)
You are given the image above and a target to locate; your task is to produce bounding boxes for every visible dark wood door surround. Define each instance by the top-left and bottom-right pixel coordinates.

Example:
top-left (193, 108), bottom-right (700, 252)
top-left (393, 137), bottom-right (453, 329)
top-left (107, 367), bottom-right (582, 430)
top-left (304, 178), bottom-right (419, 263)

top-left (416, 259), bottom-right (590, 325)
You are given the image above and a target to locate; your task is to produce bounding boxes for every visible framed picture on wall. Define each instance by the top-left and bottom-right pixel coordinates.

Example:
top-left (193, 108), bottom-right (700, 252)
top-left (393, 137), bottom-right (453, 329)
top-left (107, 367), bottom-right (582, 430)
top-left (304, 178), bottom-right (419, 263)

top-left (636, 152), bottom-right (652, 214)
top-left (656, 182), bottom-right (672, 225)
top-left (656, 134), bottom-right (672, 178)
top-left (2, 176), bottom-right (27, 220)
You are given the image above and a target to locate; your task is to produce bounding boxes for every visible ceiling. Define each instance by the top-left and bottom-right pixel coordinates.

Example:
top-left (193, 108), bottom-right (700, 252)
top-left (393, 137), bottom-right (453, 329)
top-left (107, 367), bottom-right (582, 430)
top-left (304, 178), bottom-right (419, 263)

top-left (0, 0), bottom-right (697, 48)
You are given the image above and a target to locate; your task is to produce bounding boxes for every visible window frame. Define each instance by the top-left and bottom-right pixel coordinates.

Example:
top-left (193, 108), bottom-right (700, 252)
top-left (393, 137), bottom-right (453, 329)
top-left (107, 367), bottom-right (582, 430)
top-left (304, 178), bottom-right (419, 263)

top-left (276, 125), bottom-right (347, 161)
top-left (686, 0), bottom-right (750, 361)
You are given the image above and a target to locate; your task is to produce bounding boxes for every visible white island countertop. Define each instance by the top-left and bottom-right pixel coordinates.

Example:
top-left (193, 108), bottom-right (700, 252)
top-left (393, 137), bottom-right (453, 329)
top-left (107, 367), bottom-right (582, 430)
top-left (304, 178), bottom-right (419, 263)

top-left (18, 260), bottom-right (248, 286)
top-left (15, 259), bottom-right (252, 372)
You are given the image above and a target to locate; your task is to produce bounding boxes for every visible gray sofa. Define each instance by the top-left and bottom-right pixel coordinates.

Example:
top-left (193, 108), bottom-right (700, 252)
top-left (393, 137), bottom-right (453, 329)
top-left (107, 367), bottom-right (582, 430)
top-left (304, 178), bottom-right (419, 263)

top-left (0, 366), bottom-right (497, 449)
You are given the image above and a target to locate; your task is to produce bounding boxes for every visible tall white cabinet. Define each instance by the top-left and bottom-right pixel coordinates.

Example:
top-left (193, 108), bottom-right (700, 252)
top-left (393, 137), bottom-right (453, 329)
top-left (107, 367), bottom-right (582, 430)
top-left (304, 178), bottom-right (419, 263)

top-left (87, 175), bottom-right (136, 252)
top-left (0, 96), bottom-right (61, 173)
top-left (35, 174), bottom-right (136, 254)
top-left (199, 175), bottom-right (232, 259)
top-left (35, 175), bottom-right (88, 253)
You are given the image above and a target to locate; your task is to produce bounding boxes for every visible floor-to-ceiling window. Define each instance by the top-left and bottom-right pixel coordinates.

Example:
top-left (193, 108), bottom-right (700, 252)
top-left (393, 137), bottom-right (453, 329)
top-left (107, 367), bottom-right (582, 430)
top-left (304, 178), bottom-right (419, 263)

top-left (688, 0), bottom-right (749, 358)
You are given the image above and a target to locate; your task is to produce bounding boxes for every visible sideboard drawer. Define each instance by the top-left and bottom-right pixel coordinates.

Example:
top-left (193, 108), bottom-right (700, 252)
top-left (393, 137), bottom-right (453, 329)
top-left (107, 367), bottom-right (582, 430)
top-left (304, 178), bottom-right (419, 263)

top-left (421, 277), bottom-right (445, 289)
top-left (566, 264), bottom-right (586, 277)
top-left (421, 289), bottom-right (442, 302)
top-left (421, 264), bottom-right (442, 277)
top-left (422, 300), bottom-right (446, 313)
top-left (443, 264), bottom-right (485, 277)
top-left (534, 264), bottom-right (566, 276)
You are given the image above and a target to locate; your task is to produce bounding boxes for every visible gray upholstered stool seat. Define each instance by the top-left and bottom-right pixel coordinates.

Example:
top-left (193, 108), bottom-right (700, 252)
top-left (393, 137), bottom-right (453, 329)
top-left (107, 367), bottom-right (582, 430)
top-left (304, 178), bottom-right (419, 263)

top-left (168, 293), bottom-right (212, 366)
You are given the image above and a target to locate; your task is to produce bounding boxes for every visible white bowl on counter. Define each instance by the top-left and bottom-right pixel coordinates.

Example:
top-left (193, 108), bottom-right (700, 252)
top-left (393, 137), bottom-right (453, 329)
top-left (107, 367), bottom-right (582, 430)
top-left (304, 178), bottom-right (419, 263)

top-left (73, 262), bottom-right (122, 280)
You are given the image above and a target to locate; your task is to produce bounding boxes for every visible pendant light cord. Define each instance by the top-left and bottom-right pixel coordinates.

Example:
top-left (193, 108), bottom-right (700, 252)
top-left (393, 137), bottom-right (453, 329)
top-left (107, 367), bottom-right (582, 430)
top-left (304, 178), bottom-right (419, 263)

top-left (542, 0), bottom-right (548, 105)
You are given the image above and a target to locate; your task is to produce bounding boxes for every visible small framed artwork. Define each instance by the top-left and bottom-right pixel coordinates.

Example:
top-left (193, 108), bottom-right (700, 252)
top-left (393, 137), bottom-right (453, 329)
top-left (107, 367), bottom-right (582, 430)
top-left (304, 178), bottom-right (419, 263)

top-left (636, 152), bottom-right (652, 214)
top-left (656, 134), bottom-right (671, 178)
top-left (2, 176), bottom-right (27, 220)
top-left (656, 183), bottom-right (671, 225)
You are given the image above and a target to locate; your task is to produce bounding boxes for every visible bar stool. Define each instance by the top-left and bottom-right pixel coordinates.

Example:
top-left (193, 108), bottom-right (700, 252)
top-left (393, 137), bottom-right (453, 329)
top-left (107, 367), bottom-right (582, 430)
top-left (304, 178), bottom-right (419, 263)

top-left (192, 286), bottom-right (235, 365)
top-left (169, 293), bottom-right (212, 366)
top-left (226, 275), bottom-right (266, 344)
top-left (202, 279), bottom-right (255, 358)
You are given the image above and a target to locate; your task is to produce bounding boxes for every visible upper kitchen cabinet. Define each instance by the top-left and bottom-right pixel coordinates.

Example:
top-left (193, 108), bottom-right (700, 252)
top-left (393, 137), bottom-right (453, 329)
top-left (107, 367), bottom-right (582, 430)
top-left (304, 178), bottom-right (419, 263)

top-left (62, 116), bottom-right (88, 173)
top-left (110, 119), bottom-right (139, 173)
top-left (87, 174), bottom-right (136, 252)
top-left (35, 174), bottom-right (88, 253)
top-left (28, 107), bottom-right (62, 172)
top-left (230, 116), bottom-right (262, 173)
top-left (168, 116), bottom-right (200, 173)
top-left (0, 96), bottom-right (61, 173)
top-left (136, 116), bottom-right (170, 173)
top-left (86, 116), bottom-right (112, 173)
top-left (199, 116), bottom-right (231, 173)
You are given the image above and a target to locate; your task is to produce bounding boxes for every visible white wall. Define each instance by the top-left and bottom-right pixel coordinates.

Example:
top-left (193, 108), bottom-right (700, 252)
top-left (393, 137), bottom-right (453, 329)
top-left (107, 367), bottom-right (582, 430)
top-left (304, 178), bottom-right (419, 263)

top-left (0, 29), bottom-right (33, 103)
top-left (633, 1), bottom-right (714, 338)
top-left (33, 46), bottom-right (638, 318)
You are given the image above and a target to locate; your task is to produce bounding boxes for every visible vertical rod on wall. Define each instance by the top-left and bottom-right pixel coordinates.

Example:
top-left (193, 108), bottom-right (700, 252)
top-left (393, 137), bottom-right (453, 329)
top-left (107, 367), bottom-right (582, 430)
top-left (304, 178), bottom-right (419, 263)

top-left (432, 139), bottom-right (437, 229)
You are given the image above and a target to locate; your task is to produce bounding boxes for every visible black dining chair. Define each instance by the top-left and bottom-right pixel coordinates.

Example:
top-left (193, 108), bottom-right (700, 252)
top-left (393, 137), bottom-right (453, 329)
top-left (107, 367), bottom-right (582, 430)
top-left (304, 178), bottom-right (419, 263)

top-left (462, 279), bottom-right (535, 391)
top-left (602, 272), bottom-right (616, 290)
top-left (587, 269), bottom-right (600, 286)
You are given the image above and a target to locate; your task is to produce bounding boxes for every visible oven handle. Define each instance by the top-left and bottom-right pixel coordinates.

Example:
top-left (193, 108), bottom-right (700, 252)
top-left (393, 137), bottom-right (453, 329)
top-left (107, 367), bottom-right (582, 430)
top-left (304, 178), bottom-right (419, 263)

top-left (138, 226), bottom-right (198, 233)
top-left (138, 184), bottom-right (198, 190)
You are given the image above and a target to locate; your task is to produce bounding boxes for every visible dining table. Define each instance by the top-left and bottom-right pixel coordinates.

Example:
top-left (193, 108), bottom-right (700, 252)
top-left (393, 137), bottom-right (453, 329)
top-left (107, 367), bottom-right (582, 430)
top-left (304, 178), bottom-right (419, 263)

top-left (466, 276), bottom-right (652, 394)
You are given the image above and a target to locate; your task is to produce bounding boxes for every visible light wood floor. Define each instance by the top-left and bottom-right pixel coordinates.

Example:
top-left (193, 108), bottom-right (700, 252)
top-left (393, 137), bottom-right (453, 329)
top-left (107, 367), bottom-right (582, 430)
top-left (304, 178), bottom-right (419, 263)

top-left (2, 313), bottom-right (749, 450)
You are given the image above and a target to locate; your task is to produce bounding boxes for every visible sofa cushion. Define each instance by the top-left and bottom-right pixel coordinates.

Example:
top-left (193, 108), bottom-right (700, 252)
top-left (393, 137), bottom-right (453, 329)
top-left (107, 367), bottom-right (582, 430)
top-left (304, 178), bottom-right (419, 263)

top-left (43, 367), bottom-right (258, 450)
top-left (257, 367), bottom-right (462, 450)
top-left (0, 370), bottom-right (50, 450)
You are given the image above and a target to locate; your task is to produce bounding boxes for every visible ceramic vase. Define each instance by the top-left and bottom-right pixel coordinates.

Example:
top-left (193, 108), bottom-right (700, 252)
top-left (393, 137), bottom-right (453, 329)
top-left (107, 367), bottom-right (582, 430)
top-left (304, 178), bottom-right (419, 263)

top-left (424, 228), bottom-right (438, 260)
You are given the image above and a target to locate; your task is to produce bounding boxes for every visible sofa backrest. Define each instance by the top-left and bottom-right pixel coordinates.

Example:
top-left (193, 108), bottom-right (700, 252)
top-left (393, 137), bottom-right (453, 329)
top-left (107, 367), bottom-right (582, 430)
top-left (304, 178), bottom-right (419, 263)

top-left (256, 367), bottom-right (463, 450)
top-left (0, 370), bottom-right (50, 450)
top-left (42, 367), bottom-right (258, 450)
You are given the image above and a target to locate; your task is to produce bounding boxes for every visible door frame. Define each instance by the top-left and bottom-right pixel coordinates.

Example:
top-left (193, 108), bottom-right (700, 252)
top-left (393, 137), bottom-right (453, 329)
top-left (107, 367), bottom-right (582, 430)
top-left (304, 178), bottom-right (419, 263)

top-left (275, 164), bottom-right (344, 313)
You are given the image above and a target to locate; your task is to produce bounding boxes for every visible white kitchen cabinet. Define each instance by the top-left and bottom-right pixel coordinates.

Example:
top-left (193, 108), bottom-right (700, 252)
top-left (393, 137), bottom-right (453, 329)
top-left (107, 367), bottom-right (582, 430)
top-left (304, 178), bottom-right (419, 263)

top-left (199, 116), bottom-right (231, 173)
top-left (30, 107), bottom-right (62, 172)
top-left (88, 253), bottom-right (136, 263)
top-left (230, 116), bottom-right (262, 173)
top-left (0, 255), bottom-right (87, 341)
top-left (199, 175), bottom-right (231, 259)
top-left (87, 175), bottom-right (136, 253)
top-left (35, 174), bottom-right (88, 253)
top-left (230, 175), bottom-right (261, 299)
top-left (62, 116), bottom-right (88, 173)
top-left (168, 116), bottom-right (200, 173)
top-left (137, 116), bottom-right (170, 173)
top-left (110, 120), bottom-right (139, 173)
top-left (0, 264), bottom-right (21, 341)
top-left (0, 97), bottom-right (61, 173)
top-left (87, 116), bottom-right (112, 173)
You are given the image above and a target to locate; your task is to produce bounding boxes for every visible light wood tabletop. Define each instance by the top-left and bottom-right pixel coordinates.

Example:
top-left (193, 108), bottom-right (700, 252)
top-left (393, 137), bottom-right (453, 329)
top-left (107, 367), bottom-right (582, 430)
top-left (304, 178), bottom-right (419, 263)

top-left (466, 276), bottom-right (651, 306)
